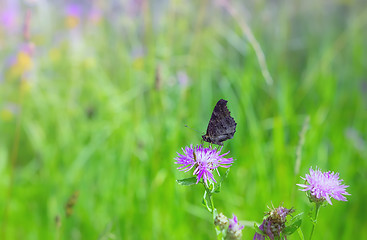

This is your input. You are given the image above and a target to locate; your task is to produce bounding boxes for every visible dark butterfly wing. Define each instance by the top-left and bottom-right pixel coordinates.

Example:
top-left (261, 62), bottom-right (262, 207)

top-left (202, 99), bottom-right (237, 145)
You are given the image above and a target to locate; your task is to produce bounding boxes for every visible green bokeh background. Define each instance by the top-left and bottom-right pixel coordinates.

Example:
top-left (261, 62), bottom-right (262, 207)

top-left (1, 0), bottom-right (366, 239)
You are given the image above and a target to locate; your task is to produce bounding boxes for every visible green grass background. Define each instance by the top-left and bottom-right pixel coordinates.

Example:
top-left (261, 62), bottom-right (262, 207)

top-left (1, 0), bottom-right (366, 239)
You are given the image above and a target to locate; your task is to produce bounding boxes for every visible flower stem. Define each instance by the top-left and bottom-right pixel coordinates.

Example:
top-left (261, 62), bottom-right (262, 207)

top-left (309, 203), bottom-right (321, 240)
top-left (209, 193), bottom-right (215, 212)
top-left (203, 183), bottom-right (223, 239)
top-left (202, 182), bottom-right (215, 212)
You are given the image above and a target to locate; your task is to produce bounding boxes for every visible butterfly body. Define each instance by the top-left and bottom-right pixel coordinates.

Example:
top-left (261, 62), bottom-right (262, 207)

top-left (202, 99), bottom-right (237, 146)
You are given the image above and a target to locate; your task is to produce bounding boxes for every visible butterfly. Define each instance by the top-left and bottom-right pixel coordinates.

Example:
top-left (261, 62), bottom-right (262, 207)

top-left (202, 99), bottom-right (237, 146)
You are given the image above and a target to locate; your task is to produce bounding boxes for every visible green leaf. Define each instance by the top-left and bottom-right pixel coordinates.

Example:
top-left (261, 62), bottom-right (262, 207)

top-left (202, 191), bottom-right (212, 212)
top-left (219, 168), bottom-right (230, 184)
top-left (253, 223), bottom-right (265, 235)
top-left (216, 230), bottom-right (224, 240)
top-left (202, 197), bottom-right (208, 209)
top-left (283, 212), bottom-right (303, 235)
top-left (222, 168), bottom-right (230, 180)
top-left (213, 184), bottom-right (222, 193)
top-left (213, 169), bottom-right (230, 193)
top-left (208, 182), bottom-right (215, 192)
top-left (289, 212), bottom-right (304, 225)
top-left (202, 196), bottom-right (212, 212)
top-left (176, 177), bottom-right (197, 186)
top-left (297, 228), bottom-right (305, 240)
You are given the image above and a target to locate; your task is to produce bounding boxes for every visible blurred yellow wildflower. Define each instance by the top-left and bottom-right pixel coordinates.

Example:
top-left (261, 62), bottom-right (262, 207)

top-left (0, 108), bottom-right (13, 121)
top-left (83, 57), bottom-right (96, 69)
top-left (8, 51), bottom-right (33, 79)
top-left (49, 47), bottom-right (62, 62)
top-left (66, 16), bottom-right (80, 29)
top-left (133, 57), bottom-right (144, 70)
top-left (20, 80), bottom-right (31, 93)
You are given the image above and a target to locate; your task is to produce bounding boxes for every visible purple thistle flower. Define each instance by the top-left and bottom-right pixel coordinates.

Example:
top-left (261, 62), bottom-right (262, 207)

top-left (227, 214), bottom-right (244, 239)
top-left (253, 206), bottom-right (294, 240)
top-left (175, 145), bottom-right (233, 186)
top-left (297, 167), bottom-right (350, 205)
top-left (253, 222), bottom-right (268, 240)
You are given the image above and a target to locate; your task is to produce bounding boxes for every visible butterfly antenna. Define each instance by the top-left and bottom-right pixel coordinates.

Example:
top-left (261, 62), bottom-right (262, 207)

top-left (184, 124), bottom-right (202, 134)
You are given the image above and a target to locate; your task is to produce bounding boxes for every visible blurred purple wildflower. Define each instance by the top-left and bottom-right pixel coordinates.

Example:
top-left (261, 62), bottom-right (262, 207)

top-left (0, 8), bottom-right (16, 28)
top-left (88, 6), bottom-right (103, 24)
top-left (20, 42), bottom-right (36, 56)
top-left (6, 42), bottom-right (35, 67)
top-left (177, 70), bottom-right (190, 88)
top-left (253, 206), bottom-right (294, 240)
top-left (297, 167), bottom-right (350, 205)
top-left (126, 0), bottom-right (143, 16)
top-left (65, 3), bottom-right (83, 17)
top-left (175, 145), bottom-right (233, 186)
top-left (131, 45), bottom-right (146, 59)
top-left (227, 214), bottom-right (244, 239)
top-left (0, 0), bottom-right (20, 32)
top-left (64, 3), bottom-right (84, 29)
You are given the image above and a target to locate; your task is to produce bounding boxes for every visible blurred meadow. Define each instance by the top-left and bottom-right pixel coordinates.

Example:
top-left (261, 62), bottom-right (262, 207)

top-left (0, 0), bottom-right (367, 239)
